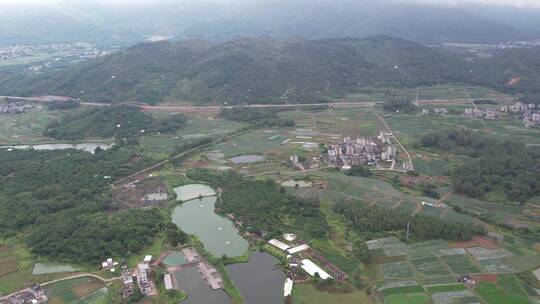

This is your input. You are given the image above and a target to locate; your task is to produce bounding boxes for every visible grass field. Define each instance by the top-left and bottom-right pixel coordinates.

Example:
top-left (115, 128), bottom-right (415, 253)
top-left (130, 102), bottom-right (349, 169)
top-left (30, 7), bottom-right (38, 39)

top-left (292, 283), bottom-right (371, 304)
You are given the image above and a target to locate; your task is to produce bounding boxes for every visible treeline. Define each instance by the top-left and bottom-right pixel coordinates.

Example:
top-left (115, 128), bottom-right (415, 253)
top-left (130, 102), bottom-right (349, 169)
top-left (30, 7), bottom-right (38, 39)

top-left (383, 100), bottom-right (417, 113)
top-left (44, 105), bottom-right (187, 140)
top-left (220, 108), bottom-right (295, 127)
top-left (27, 209), bottom-right (165, 263)
top-left (187, 170), bottom-right (328, 239)
top-left (420, 129), bottom-right (540, 203)
top-left (0, 147), bottom-right (163, 262)
top-left (334, 201), bottom-right (483, 241)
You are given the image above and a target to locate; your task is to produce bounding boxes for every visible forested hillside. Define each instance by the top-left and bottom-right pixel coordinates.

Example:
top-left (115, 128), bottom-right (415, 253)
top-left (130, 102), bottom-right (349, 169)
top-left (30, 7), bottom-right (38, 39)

top-left (0, 36), bottom-right (474, 104)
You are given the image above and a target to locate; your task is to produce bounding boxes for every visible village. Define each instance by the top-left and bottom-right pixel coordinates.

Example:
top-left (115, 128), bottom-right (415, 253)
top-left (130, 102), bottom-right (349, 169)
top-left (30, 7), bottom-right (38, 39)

top-left (421, 101), bottom-right (540, 128)
top-left (324, 131), bottom-right (398, 170)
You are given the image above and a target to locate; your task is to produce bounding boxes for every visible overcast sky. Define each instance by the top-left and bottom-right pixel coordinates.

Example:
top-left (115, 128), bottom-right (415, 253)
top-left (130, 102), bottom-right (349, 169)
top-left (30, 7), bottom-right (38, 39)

top-left (1, 0), bottom-right (539, 8)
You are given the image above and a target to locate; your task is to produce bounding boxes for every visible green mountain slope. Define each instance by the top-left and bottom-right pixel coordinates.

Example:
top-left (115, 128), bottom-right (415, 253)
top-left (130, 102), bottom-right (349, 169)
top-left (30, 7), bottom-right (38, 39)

top-left (0, 36), bottom-right (474, 104)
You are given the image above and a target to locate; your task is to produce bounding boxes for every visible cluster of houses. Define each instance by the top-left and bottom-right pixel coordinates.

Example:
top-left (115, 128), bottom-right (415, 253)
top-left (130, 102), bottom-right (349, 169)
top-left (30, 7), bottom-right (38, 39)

top-left (0, 284), bottom-right (47, 304)
top-left (268, 233), bottom-right (348, 297)
top-left (461, 102), bottom-right (540, 128)
top-left (421, 108), bottom-right (448, 115)
top-left (326, 131), bottom-right (396, 169)
top-left (501, 101), bottom-right (540, 128)
top-left (119, 255), bottom-right (156, 299)
top-left (463, 107), bottom-right (500, 120)
top-left (0, 101), bottom-right (34, 114)
top-left (289, 155), bottom-right (321, 171)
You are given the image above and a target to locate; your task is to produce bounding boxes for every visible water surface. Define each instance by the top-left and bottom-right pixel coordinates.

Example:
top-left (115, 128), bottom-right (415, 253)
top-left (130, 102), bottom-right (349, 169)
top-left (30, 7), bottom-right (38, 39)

top-left (163, 251), bottom-right (188, 266)
top-left (229, 155), bottom-right (265, 164)
top-left (172, 196), bottom-right (248, 257)
top-left (174, 267), bottom-right (231, 304)
top-left (226, 252), bottom-right (286, 304)
top-left (173, 184), bottom-right (216, 201)
top-left (1, 143), bottom-right (114, 154)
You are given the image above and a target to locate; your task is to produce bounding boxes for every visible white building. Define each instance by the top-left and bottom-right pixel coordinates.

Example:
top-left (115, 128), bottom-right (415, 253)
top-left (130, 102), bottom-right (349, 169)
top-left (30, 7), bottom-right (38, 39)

top-left (300, 259), bottom-right (332, 280)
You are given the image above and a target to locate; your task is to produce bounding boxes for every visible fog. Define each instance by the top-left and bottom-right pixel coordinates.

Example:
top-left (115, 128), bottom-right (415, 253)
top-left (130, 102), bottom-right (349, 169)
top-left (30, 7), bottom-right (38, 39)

top-left (1, 0), bottom-right (540, 8)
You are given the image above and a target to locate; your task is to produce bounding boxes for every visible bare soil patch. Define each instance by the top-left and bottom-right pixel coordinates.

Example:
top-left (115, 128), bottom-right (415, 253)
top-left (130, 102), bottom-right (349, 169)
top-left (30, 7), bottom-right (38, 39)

top-left (472, 274), bottom-right (498, 283)
top-left (0, 258), bottom-right (18, 277)
top-left (449, 236), bottom-right (498, 250)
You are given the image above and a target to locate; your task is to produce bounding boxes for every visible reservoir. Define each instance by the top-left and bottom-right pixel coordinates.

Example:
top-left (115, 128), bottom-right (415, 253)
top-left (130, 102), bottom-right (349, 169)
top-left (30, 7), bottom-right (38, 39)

top-left (172, 195), bottom-right (248, 257)
top-left (226, 252), bottom-right (286, 304)
top-left (0, 142), bottom-right (114, 154)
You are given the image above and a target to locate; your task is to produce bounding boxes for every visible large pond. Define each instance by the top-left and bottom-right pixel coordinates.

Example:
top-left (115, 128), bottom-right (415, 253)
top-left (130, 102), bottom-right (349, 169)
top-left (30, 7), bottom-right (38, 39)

top-left (174, 267), bottom-right (231, 304)
top-left (172, 196), bottom-right (248, 257)
top-left (0, 143), bottom-right (114, 154)
top-left (229, 154), bottom-right (265, 164)
top-left (226, 252), bottom-right (286, 304)
top-left (32, 262), bottom-right (79, 275)
top-left (173, 184), bottom-right (216, 202)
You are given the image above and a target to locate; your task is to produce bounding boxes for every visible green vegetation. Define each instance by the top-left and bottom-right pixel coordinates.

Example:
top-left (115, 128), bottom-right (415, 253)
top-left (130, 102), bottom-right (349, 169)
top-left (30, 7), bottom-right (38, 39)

top-left (381, 285), bottom-right (425, 296)
top-left (425, 284), bottom-right (467, 293)
top-left (421, 129), bottom-right (540, 203)
top-left (220, 108), bottom-right (294, 127)
top-left (333, 201), bottom-right (483, 241)
top-left (46, 100), bottom-right (80, 110)
top-left (345, 165), bottom-right (372, 177)
top-left (384, 292), bottom-right (430, 304)
top-left (187, 169), bottom-right (329, 239)
top-left (44, 106), bottom-right (187, 140)
top-left (0, 36), bottom-right (476, 104)
top-left (383, 100), bottom-right (417, 113)
top-left (27, 208), bottom-right (164, 263)
top-left (0, 146), bottom-right (167, 263)
top-left (476, 281), bottom-right (531, 304)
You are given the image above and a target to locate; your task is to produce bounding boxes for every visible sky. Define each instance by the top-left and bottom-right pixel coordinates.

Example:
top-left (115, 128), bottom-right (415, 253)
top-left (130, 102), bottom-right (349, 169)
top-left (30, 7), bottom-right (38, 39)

top-left (0, 0), bottom-right (539, 8)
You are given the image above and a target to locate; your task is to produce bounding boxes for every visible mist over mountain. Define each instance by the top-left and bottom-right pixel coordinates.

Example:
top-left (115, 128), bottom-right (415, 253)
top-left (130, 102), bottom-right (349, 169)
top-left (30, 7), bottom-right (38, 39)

top-left (1, 0), bottom-right (539, 46)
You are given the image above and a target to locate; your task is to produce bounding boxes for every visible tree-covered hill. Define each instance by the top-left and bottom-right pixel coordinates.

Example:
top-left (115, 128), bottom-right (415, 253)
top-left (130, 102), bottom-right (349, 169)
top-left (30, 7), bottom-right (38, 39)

top-left (0, 36), bottom-right (474, 104)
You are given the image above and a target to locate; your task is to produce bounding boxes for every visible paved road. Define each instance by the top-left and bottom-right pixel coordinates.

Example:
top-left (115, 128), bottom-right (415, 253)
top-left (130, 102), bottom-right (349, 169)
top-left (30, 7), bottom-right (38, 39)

top-left (375, 113), bottom-right (415, 171)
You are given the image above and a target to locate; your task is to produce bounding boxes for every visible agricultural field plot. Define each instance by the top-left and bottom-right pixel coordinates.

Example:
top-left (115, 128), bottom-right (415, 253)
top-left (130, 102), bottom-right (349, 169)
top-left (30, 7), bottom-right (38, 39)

top-left (479, 259), bottom-right (517, 274)
top-left (410, 256), bottom-right (449, 276)
top-left (0, 109), bottom-right (63, 144)
top-left (45, 277), bottom-right (106, 304)
top-left (385, 292), bottom-right (431, 304)
top-left (476, 280), bottom-right (531, 304)
top-left (448, 194), bottom-right (540, 230)
top-left (139, 116), bottom-right (247, 158)
top-left (431, 290), bottom-right (476, 304)
top-left (382, 261), bottom-right (415, 280)
top-left (0, 257), bottom-right (18, 277)
top-left (292, 283), bottom-right (371, 304)
top-left (440, 254), bottom-right (481, 274)
top-left (424, 284), bottom-right (467, 293)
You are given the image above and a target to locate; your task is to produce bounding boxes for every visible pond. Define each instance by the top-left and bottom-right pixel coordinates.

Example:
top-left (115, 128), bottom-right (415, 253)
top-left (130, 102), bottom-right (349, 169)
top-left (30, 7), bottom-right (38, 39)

top-left (173, 184), bottom-right (216, 201)
top-left (32, 262), bottom-right (79, 275)
top-left (0, 143), bottom-right (114, 154)
top-left (226, 252), bottom-right (286, 304)
top-left (229, 154), bottom-right (266, 164)
top-left (172, 196), bottom-right (248, 257)
top-left (281, 179), bottom-right (312, 188)
top-left (174, 267), bottom-right (231, 304)
top-left (163, 251), bottom-right (188, 266)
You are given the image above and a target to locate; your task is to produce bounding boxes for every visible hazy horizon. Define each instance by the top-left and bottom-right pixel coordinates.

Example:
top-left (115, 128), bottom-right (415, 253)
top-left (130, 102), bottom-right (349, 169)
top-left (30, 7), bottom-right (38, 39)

top-left (1, 0), bottom-right (540, 8)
